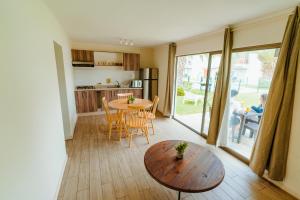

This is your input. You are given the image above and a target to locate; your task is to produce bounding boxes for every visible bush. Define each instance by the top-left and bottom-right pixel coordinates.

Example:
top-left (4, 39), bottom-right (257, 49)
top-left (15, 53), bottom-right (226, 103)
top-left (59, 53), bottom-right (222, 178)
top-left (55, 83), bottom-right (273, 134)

top-left (177, 87), bottom-right (185, 96)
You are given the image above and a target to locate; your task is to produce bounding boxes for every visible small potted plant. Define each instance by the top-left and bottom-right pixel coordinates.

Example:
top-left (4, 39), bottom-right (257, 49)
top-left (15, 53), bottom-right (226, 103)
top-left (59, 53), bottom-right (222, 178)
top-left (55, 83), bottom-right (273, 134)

top-left (175, 141), bottom-right (188, 159)
top-left (128, 96), bottom-right (135, 104)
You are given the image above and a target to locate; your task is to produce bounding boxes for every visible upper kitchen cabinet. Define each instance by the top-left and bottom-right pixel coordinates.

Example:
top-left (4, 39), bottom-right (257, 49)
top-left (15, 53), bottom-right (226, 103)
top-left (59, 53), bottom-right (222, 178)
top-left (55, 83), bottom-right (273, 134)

top-left (71, 49), bottom-right (94, 67)
top-left (123, 53), bottom-right (140, 71)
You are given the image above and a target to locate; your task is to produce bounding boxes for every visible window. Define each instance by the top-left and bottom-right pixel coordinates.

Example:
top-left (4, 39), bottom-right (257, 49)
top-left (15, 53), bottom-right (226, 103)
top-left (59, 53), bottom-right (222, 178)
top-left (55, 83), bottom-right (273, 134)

top-left (220, 48), bottom-right (279, 158)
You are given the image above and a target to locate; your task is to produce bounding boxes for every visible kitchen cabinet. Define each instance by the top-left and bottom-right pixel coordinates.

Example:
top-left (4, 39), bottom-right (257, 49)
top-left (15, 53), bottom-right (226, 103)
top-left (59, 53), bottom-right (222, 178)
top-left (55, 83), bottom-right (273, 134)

top-left (123, 53), bottom-right (140, 71)
top-left (75, 90), bottom-right (98, 113)
top-left (132, 89), bottom-right (143, 98)
top-left (72, 49), bottom-right (94, 67)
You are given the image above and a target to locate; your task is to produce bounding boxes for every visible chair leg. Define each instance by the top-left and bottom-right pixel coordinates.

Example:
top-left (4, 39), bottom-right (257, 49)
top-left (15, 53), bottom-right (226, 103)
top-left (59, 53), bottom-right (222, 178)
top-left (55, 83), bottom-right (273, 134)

top-left (118, 122), bottom-right (123, 142)
top-left (129, 133), bottom-right (133, 148)
top-left (143, 127), bottom-right (150, 144)
top-left (150, 120), bottom-right (155, 135)
top-left (108, 123), bottom-right (112, 141)
top-left (124, 125), bottom-right (129, 138)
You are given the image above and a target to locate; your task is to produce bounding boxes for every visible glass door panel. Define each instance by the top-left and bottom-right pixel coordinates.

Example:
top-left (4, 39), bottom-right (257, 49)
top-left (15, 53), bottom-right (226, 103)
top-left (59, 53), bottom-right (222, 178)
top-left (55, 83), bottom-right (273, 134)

top-left (224, 48), bottom-right (279, 158)
top-left (174, 54), bottom-right (209, 132)
top-left (201, 54), bottom-right (222, 135)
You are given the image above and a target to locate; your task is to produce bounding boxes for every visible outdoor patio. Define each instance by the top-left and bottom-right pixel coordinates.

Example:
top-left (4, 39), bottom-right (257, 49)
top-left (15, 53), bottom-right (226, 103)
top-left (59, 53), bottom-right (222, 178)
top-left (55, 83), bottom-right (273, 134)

top-left (175, 112), bottom-right (256, 158)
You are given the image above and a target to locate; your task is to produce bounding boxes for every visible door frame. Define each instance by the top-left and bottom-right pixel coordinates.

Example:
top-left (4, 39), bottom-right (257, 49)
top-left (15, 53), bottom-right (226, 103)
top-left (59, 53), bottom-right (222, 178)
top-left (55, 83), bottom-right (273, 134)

top-left (171, 51), bottom-right (221, 137)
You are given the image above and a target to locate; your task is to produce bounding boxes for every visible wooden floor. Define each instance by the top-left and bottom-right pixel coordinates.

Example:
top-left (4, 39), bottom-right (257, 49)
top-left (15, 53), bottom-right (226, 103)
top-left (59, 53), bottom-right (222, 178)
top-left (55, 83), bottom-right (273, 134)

top-left (58, 115), bottom-right (296, 200)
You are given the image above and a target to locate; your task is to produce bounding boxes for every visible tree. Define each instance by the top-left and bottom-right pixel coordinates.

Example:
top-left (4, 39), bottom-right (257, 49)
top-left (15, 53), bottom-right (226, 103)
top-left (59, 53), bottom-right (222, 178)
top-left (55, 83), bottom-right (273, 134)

top-left (257, 50), bottom-right (277, 80)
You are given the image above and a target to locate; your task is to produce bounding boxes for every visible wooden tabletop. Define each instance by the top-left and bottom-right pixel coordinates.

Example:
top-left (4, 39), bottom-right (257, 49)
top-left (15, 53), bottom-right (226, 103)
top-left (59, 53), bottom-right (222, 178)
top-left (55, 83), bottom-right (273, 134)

top-left (144, 140), bottom-right (225, 193)
top-left (108, 98), bottom-right (153, 110)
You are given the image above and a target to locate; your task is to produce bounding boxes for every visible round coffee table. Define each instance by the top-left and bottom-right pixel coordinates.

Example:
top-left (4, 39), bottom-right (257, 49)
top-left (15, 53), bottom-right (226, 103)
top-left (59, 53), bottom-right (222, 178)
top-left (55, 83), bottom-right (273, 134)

top-left (144, 140), bottom-right (225, 200)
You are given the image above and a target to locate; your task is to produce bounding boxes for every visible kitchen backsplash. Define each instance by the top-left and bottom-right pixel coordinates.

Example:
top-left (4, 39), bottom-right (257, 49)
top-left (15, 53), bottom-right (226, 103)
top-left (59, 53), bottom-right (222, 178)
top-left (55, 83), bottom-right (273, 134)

top-left (73, 67), bottom-right (138, 86)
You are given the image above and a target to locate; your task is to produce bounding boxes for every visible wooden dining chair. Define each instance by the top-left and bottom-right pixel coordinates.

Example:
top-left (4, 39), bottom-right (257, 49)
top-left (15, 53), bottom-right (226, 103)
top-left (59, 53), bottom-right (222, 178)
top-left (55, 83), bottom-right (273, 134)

top-left (102, 97), bottom-right (123, 141)
top-left (124, 105), bottom-right (150, 147)
top-left (139, 96), bottom-right (159, 135)
top-left (117, 93), bottom-right (133, 99)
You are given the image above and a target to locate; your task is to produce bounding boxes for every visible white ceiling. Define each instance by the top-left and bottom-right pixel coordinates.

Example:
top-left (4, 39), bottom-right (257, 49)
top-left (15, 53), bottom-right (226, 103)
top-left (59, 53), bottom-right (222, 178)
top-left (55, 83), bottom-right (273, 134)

top-left (43, 0), bottom-right (299, 47)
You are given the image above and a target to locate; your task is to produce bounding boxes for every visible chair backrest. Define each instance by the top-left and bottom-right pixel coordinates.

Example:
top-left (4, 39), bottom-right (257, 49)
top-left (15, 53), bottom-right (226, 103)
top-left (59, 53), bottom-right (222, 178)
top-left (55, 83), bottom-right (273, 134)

top-left (151, 96), bottom-right (159, 114)
top-left (117, 93), bottom-right (133, 99)
top-left (102, 97), bottom-right (111, 121)
top-left (128, 104), bottom-right (148, 122)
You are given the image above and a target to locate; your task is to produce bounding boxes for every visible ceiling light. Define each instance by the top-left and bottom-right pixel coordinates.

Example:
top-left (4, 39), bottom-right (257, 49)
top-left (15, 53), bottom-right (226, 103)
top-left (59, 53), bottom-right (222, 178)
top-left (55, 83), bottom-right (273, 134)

top-left (119, 38), bottom-right (134, 46)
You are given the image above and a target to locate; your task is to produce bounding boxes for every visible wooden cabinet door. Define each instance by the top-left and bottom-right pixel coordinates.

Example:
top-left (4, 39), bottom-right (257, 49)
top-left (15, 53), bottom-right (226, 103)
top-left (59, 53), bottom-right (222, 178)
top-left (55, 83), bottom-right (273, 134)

top-left (123, 53), bottom-right (140, 71)
top-left (75, 91), bottom-right (86, 113)
top-left (75, 91), bottom-right (97, 113)
top-left (132, 89), bottom-right (143, 98)
top-left (86, 91), bottom-right (97, 112)
top-left (86, 51), bottom-right (94, 62)
top-left (71, 49), bottom-right (94, 62)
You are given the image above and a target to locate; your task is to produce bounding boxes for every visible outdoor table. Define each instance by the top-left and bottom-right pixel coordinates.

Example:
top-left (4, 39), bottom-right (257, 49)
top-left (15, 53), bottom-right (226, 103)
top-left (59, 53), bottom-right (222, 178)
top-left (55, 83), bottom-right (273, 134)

top-left (232, 111), bottom-right (262, 143)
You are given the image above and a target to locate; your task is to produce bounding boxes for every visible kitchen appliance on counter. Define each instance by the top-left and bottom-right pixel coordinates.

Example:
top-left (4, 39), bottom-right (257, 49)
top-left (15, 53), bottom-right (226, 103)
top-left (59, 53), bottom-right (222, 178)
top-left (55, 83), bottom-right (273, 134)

top-left (140, 68), bottom-right (158, 100)
top-left (130, 80), bottom-right (142, 88)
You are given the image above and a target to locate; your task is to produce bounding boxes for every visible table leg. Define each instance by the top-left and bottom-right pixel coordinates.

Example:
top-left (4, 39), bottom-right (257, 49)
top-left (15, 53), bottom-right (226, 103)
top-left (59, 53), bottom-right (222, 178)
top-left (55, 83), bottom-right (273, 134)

top-left (238, 115), bottom-right (246, 143)
top-left (178, 191), bottom-right (181, 200)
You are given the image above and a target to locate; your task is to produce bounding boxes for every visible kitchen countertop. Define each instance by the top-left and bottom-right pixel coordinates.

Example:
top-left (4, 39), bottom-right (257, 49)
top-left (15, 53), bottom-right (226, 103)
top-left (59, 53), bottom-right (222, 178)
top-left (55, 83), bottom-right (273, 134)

top-left (75, 87), bottom-right (143, 91)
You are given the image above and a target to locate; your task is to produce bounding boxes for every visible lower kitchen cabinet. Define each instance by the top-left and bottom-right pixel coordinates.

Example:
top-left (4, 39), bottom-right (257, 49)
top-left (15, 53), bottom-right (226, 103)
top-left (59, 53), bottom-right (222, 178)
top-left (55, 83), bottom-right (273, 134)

top-left (132, 89), bottom-right (143, 98)
top-left (75, 90), bottom-right (98, 113)
top-left (75, 89), bottom-right (143, 113)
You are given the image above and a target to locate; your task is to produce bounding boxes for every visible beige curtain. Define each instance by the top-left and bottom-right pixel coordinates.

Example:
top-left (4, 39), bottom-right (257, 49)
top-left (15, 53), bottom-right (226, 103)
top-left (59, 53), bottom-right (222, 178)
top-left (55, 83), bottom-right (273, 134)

top-left (207, 28), bottom-right (233, 145)
top-left (163, 43), bottom-right (176, 116)
top-left (250, 6), bottom-right (300, 181)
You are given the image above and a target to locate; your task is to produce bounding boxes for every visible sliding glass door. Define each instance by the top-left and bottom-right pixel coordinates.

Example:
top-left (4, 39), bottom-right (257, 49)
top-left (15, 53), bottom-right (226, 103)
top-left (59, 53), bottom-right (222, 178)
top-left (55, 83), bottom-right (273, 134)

top-left (173, 53), bottom-right (221, 135)
top-left (201, 54), bottom-right (221, 135)
top-left (221, 48), bottom-right (279, 158)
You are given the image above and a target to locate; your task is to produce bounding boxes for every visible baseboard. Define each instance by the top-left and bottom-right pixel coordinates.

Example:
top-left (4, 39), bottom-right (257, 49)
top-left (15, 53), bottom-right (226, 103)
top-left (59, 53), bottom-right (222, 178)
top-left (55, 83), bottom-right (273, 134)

top-left (54, 154), bottom-right (68, 200)
top-left (263, 175), bottom-right (300, 199)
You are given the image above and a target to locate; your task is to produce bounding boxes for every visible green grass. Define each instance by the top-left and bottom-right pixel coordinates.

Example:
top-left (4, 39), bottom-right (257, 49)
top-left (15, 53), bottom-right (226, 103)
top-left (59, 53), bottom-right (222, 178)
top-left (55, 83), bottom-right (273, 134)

top-left (175, 96), bottom-right (204, 115)
top-left (175, 88), bottom-right (262, 115)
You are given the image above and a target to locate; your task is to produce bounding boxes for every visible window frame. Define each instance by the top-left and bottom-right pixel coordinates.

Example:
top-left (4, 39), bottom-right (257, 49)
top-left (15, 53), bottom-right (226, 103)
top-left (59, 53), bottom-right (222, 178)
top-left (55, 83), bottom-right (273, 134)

top-left (172, 51), bottom-right (222, 138)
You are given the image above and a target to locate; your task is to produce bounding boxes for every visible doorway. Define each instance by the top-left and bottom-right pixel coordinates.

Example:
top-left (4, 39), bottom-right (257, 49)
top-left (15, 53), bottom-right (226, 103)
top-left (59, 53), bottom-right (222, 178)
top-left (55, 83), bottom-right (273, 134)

top-left (173, 53), bottom-right (221, 137)
top-left (54, 41), bottom-right (71, 139)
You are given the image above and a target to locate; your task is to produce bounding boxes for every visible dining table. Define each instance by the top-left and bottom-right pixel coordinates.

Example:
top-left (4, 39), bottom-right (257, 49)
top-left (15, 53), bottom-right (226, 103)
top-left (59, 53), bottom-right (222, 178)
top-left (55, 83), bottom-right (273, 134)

top-left (108, 98), bottom-right (153, 138)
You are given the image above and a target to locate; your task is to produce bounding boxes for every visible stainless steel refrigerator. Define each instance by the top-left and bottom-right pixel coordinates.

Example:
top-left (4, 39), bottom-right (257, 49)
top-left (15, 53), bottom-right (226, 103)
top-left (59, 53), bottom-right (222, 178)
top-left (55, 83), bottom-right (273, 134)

top-left (140, 68), bottom-right (158, 100)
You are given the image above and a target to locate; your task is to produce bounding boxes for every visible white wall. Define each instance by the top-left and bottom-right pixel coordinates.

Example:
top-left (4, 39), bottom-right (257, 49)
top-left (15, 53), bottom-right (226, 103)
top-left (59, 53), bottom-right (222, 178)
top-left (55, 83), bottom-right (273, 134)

top-left (153, 9), bottom-right (300, 198)
top-left (74, 67), bottom-right (137, 86)
top-left (72, 42), bottom-right (154, 86)
top-left (0, 0), bottom-right (74, 199)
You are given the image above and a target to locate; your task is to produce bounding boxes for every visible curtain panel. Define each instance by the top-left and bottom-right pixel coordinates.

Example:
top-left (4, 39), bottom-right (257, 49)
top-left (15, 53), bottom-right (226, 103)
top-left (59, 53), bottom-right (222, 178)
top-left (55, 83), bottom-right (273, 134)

top-left (163, 43), bottom-right (176, 116)
top-left (207, 27), bottom-right (233, 145)
top-left (250, 6), bottom-right (300, 181)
